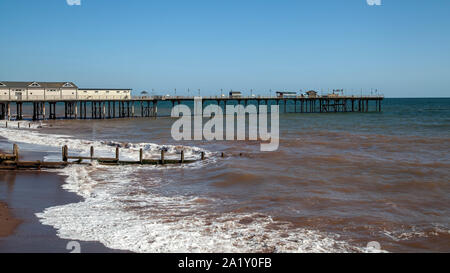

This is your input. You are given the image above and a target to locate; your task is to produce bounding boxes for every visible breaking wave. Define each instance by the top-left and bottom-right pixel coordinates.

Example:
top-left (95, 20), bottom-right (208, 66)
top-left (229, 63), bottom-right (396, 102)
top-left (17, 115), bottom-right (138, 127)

top-left (0, 124), bottom-right (375, 253)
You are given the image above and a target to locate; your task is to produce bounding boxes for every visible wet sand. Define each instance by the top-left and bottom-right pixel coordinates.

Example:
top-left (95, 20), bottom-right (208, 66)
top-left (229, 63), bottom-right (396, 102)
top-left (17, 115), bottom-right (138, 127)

top-left (0, 201), bottom-right (22, 238)
top-left (0, 140), bottom-right (128, 253)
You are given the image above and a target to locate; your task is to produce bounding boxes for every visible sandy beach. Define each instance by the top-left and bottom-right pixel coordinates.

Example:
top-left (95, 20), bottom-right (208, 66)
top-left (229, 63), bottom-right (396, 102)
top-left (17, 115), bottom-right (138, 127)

top-left (0, 140), bottom-right (127, 253)
top-left (0, 201), bottom-right (22, 238)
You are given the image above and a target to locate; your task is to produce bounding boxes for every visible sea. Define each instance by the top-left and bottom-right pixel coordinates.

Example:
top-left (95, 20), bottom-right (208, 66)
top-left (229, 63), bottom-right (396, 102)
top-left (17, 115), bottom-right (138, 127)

top-left (0, 98), bottom-right (449, 252)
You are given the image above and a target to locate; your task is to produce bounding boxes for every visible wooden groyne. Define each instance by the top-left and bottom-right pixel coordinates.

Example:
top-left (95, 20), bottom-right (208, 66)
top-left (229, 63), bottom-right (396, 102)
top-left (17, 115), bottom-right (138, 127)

top-left (0, 144), bottom-right (204, 170)
top-left (0, 95), bottom-right (383, 121)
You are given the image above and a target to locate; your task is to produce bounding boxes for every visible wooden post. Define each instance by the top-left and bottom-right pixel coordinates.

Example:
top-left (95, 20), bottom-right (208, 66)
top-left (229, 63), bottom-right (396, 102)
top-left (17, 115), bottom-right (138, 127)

top-left (13, 144), bottom-right (19, 163)
top-left (201, 151), bottom-right (205, 160)
top-left (5, 121), bottom-right (7, 128)
top-left (161, 150), bottom-right (165, 164)
top-left (90, 146), bottom-right (94, 160)
top-left (116, 146), bottom-right (120, 161)
top-left (221, 152), bottom-right (224, 158)
top-left (18, 122), bottom-right (20, 129)
top-left (180, 150), bottom-right (184, 163)
top-left (62, 145), bottom-right (68, 162)
top-left (139, 148), bottom-right (143, 164)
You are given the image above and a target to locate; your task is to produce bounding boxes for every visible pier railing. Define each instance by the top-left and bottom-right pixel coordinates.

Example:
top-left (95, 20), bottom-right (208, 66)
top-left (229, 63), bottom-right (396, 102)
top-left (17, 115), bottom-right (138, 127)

top-left (0, 95), bottom-right (131, 101)
top-left (132, 95), bottom-right (385, 100)
top-left (0, 94), bottom-right (384, 102)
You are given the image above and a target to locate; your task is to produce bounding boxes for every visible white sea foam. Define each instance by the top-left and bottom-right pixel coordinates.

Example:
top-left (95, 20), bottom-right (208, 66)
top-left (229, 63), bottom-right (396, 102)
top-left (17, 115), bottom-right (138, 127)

top-left (36, 163), bottom-right (366, 253)
top-left (0, 125), bottom-right (209, 162)
top-left (0, 123), bottom-right (369, 253)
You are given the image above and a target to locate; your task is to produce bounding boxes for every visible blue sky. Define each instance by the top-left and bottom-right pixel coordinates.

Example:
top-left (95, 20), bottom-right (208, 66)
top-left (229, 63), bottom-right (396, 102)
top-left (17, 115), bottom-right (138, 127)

top-left (0, 0), bottom-right (449, 97)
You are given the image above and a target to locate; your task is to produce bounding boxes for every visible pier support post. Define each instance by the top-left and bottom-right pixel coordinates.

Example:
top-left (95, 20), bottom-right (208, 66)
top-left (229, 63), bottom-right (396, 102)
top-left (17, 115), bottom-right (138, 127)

top-left (111, 101), bottom-right (114, 118)
top-left (7, 103), bottom-right (10, 121)
top-left (16, 102), bottom-right (23, 120)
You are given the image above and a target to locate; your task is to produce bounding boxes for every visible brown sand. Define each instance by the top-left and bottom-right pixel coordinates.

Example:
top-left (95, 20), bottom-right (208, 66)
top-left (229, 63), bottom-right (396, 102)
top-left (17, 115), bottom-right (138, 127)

top-left (0, 140), bottom-right (129, 253)
top-left (0, 201), bottom-right (22, 238)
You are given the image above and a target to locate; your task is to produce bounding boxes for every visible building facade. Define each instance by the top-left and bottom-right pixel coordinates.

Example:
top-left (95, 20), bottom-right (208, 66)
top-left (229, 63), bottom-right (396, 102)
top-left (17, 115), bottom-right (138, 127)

top-left (0, 81), bottom-right (132, 101)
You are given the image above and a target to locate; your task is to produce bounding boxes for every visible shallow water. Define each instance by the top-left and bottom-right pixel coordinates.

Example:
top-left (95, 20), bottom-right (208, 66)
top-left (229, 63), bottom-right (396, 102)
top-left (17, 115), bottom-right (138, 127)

top-left (0, 98), bottom-right (449, 252)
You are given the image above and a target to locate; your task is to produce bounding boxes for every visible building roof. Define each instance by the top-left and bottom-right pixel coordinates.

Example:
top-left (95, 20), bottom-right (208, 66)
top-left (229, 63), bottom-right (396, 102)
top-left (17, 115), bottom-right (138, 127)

top-left (0, 81), bottom-right (78, 88)
top-left (78, 88), bottom-right (132, 91)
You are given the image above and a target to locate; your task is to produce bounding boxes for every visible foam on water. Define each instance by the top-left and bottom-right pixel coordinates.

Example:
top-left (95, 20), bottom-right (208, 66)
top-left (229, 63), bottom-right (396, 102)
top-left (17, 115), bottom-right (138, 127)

top-left (37, 163), bottom-right (369, 253)
top-left (0, 124), bottom-right (208, 161)
top-left (0, 124), bottom-right (375, 253)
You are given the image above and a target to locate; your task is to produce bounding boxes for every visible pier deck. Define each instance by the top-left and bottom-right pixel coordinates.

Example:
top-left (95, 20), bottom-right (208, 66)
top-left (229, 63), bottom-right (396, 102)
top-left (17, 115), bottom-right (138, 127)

top-left (0, 95), bottom-right (383, 120)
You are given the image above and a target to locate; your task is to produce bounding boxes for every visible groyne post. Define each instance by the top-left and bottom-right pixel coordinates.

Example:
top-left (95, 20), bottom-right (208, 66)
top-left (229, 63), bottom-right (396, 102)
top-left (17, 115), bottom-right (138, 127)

top-left (13, 144), bottom-right (19, 163)
top-left (90, 146), bottom-right (94, 161)
top-left (62, 145), bottom-right (68, 162)
top-left (161, 150), bottom-right (165, 165)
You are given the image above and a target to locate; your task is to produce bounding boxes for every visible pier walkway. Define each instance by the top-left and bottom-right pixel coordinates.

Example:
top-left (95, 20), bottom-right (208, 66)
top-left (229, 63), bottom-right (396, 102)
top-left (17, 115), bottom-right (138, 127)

top-left (0, 95), bottom-right (384, 120)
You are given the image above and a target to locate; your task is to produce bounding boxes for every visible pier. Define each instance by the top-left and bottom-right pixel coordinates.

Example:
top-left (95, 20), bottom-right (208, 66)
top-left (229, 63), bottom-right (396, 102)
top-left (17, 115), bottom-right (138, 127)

top-left (0, 95), bottom-right (383, 121)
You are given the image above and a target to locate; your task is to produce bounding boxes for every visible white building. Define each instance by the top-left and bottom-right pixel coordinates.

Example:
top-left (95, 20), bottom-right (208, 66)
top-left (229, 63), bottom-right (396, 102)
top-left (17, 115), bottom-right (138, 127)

top-left (77, 88), bottom-right (131, 100)
top-left (0, 81), bottom-right (132, 101)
